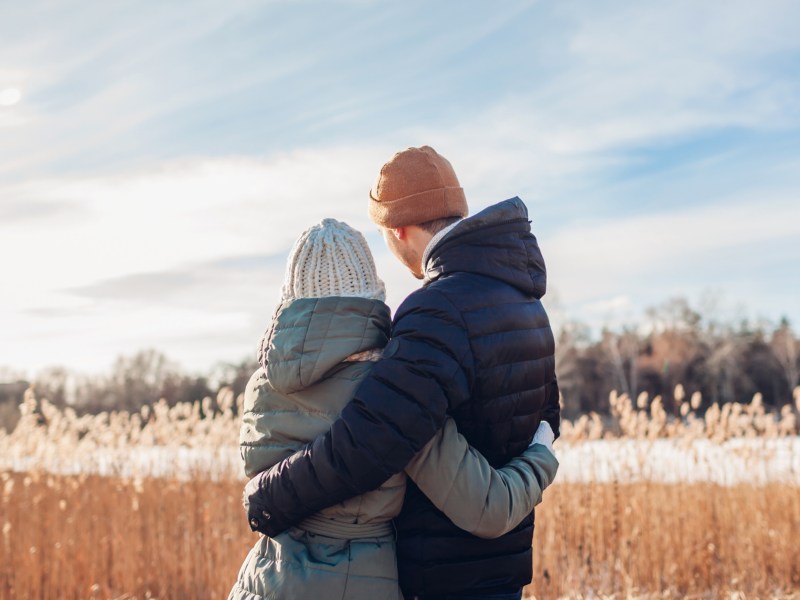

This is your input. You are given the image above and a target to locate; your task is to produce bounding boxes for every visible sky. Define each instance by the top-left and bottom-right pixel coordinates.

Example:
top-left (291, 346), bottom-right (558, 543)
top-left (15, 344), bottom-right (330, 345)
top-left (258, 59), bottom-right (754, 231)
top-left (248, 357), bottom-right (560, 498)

top-left (1, 0), bottom-right (799, 376)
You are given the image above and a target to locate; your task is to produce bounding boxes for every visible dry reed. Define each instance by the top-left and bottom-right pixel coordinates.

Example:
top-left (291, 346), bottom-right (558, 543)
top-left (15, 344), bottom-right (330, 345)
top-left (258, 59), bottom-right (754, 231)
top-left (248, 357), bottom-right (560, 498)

top-left (2, 385), bottom-right (798, 475)
top-left (2, 473), bottom-right (798, 599)
top-left (560, 386), bottom-right (800, 444)
top-left (532, 481), bottom-right (800, 599)
top-left (1, 386), bottom-right (799, 598)
top-left (0, 471), bottom-right (251, 600)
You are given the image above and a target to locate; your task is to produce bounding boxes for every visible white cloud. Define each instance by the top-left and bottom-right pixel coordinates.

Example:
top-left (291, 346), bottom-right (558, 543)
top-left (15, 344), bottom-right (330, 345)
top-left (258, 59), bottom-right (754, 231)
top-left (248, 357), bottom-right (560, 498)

top-left (1, 0), bottom-right (799, 373)
top-left (0, 147), bottom-right (412, 373)
top-left (1, 147), bottom-right (389, 295)
top-left (583, 295), bottom-right (634, 316)
top-left (543, 192), bottom-right (800, 318)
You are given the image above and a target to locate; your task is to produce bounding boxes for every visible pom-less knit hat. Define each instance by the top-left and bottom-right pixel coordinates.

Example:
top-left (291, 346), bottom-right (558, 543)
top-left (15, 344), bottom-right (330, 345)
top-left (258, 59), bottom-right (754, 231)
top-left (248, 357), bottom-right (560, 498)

top-left (368, 145), bottom-right (468, 228)
top-left (280, 218), bottom-right (386, 301)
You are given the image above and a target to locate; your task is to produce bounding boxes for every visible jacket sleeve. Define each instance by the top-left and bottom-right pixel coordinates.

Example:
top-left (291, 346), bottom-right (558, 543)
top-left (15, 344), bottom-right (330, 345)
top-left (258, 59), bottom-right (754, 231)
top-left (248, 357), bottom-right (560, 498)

top-left (244, 288), bottom-right (474, 537)
top-left (404, 418), bottom-right (559, 539)
top-left (542, 377), bottom-right (561, 439)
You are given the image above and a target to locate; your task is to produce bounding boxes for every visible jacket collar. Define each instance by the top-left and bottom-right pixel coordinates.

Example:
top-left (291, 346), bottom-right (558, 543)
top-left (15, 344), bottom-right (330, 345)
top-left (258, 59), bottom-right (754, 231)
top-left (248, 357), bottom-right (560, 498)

top-left (421, 219), bottom-right (462, 269)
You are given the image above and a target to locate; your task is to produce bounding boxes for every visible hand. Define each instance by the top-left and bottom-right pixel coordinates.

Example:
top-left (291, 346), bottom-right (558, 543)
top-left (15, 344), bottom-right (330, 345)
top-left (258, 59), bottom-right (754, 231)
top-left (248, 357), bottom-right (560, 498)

top-left (530, 420), bottom-right (555, 455)
top-left (243, 473), bottom-right (272, 535)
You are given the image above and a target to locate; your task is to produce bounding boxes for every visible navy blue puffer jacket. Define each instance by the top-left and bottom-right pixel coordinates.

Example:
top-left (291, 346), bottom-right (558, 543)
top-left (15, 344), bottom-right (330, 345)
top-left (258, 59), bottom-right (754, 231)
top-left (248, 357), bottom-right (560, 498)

top-left (246, 197), bottom-right (559, 597)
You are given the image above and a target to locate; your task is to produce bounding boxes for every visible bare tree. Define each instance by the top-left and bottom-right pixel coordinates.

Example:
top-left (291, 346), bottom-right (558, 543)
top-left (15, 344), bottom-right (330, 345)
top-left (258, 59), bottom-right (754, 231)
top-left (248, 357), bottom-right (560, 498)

top-left (771, 319), bottom-right (799, 394)
top-left (602, 328), bottom-right (639, 398)
top-left (32, 366), bottom-right (73, 407)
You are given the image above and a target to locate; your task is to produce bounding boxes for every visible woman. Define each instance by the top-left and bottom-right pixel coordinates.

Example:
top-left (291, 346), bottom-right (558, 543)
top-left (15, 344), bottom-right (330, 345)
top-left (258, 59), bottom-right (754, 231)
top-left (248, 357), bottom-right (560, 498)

top-left (229, 219), bottom-right (557, 600)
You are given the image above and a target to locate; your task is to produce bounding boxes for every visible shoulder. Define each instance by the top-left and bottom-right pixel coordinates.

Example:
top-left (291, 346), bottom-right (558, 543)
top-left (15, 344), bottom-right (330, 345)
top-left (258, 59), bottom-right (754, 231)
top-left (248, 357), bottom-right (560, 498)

top-left (383, 283), bottom-right (474, 377)
top-left (394, 273), bottom-right (510, 329)
top-left (394, 282), bottom-right (462, 324)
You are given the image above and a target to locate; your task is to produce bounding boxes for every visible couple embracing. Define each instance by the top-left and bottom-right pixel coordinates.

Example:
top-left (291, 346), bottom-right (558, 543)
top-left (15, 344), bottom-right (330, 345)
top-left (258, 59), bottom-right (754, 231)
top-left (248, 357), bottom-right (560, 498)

top-left (229, 146), bottom-right (560, 600)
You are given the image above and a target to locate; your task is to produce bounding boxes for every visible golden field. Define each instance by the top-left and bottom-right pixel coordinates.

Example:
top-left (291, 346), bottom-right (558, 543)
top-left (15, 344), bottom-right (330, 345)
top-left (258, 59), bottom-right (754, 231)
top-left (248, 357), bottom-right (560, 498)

top-left (1, 386), bottom-right (799, 599)
top-left (1, 473), bottom-right (798, 599)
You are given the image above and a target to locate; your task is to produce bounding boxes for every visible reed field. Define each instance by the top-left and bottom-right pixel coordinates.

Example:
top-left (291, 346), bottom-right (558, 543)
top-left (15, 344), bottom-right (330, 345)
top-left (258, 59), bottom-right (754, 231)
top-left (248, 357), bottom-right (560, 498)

top-left (2, 474), bottom-right (798, 599)
top-left (1, 386), bottom-right (799, 599)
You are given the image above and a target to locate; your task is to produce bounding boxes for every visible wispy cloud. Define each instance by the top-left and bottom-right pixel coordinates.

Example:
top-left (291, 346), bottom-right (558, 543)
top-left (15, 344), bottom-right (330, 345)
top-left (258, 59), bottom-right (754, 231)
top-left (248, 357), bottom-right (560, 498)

top-left (1, 0), bottom-right (798, 373)
top-left (544, 192), bottom-right (800, 324)
top-left (65, 253), bottom-right (285, 305)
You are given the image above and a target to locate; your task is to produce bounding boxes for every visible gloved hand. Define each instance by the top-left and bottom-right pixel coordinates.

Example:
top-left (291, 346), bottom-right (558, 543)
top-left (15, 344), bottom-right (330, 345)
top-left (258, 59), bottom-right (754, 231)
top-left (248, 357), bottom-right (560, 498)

top-left (529, 420), bottom-right (555, 456)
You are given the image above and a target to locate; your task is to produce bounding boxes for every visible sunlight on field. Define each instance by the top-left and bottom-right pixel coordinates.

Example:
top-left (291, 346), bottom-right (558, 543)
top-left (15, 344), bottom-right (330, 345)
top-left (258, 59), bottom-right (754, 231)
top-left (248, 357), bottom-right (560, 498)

top-left (1, 386), bottom-right (799, 598)
top-left (1, 386), bottom-right (798, 483)
top-left (0, 472), bottom-right (249, 599)
top-left (1, 474), bottom-right (798, 599)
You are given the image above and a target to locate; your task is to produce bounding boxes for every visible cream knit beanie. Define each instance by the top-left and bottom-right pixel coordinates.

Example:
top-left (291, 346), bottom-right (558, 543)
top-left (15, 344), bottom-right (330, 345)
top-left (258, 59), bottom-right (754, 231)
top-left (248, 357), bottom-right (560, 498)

top-left (280, 218), bottom-right (386, 301)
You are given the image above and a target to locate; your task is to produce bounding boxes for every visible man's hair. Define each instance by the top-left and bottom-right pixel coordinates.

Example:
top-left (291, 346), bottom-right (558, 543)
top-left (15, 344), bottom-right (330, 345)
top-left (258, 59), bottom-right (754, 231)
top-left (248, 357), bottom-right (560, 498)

top-left (416, 216), bottom-right (461, 235)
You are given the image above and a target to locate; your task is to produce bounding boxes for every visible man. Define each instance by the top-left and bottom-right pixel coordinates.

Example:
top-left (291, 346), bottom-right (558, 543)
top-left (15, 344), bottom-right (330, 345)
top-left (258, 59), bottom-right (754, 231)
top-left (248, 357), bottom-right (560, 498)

top-left (246, 146), bottom-right (560, 599)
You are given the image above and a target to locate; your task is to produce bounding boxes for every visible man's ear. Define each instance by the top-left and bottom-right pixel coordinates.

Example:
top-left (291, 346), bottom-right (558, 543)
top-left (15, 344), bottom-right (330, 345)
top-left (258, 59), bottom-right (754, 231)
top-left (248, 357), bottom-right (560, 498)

top-left (392, 226), bottom-right (407, 241)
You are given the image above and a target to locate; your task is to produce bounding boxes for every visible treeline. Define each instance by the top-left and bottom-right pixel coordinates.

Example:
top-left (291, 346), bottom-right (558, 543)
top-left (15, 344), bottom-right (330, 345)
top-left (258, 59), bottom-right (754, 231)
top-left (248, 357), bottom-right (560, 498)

top-left (0, 351), bottom-right (258, 431)
top-left (556, 298), bottom-right (798, 419)
top-left (1, 297), bottom-right (797, 430)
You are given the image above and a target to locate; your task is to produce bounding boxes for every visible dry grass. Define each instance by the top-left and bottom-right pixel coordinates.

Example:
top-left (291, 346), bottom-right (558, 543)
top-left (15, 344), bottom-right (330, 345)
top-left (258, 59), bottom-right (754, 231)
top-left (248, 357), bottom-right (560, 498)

top-left (1, 386), bottom-right (798, 477)
top-left (533, 481), bottom-right (800, 599)
top-left (1, 386), bottom-right (799, 598)
top-left (0, 471), bottom-right (251, 600)
top-left (2, 472), bottom-right (798, 599)
top-left (560, 386), bottom-right (800, 443)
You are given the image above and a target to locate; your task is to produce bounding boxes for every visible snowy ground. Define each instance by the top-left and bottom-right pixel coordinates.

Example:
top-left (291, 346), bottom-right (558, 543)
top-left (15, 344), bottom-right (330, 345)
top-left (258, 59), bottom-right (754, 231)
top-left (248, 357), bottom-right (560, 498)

top-left (3, 437), bottom-right (799, 485)
top-left (555, 437), bottom-right (800, 485)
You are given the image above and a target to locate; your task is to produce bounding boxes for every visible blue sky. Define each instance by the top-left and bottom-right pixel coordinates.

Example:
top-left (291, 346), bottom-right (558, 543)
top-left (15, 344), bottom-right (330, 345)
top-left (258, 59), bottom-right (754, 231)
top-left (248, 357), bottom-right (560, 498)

top-left (1, 0), bottom-right (799, 375)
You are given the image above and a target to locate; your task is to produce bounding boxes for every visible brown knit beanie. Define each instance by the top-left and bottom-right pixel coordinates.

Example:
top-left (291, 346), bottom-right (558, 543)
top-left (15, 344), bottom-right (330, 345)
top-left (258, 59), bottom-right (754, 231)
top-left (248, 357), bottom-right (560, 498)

top-left (368, 146), bottom-right (468, 228)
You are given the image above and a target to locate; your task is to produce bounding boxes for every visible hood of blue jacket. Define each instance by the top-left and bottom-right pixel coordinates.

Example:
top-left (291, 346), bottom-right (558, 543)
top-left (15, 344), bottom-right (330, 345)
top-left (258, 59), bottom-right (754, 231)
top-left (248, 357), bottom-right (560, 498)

top-left (423, 197), bottom-right (547, 299)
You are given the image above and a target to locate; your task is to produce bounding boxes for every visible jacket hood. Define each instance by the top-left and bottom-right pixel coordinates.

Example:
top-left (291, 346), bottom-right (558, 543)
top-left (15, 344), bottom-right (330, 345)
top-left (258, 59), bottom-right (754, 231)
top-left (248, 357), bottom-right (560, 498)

top-left (423, 197), bottom-right (547, 298)
top-left (262, 296), bottom-right (391, 394)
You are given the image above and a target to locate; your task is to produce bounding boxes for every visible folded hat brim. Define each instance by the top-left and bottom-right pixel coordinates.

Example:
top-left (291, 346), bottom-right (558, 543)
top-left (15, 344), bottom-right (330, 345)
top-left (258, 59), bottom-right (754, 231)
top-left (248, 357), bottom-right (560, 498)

top-left (369, 186), bottom-right (467, 228)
